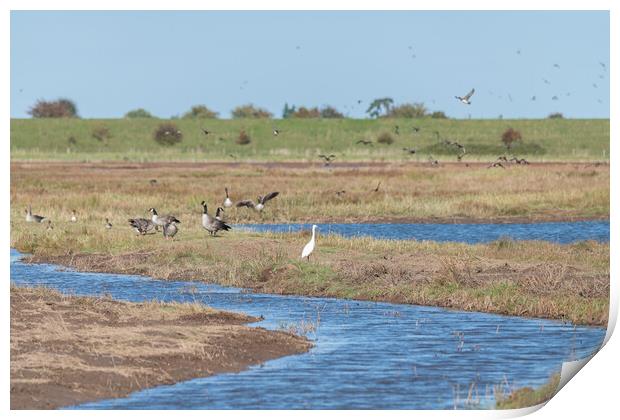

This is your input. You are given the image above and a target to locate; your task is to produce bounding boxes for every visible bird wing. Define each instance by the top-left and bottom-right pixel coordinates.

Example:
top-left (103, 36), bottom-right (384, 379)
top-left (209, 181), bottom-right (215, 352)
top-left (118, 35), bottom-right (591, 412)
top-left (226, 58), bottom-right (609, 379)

top-left (318, 154), bottom-right (328, 159)
top-left (236, 200), bottom-right (256, 208)
top-left (261, 191), bottom-right (280, 204)
top-left (464, 88), bottom-right (475, 100)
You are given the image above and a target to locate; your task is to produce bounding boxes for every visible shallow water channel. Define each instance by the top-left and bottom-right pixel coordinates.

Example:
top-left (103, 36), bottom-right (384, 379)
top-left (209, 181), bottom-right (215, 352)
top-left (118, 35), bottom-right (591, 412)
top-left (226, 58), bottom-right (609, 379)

top-left (240, 220), bottom-right (610, 244)
top-left (10, 245), bottom-right (605, 409)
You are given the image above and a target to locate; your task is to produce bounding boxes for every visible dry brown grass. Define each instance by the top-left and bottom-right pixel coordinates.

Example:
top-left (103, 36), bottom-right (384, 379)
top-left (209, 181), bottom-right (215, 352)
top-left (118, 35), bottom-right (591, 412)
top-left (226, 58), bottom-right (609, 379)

top-left (10, 161), bottom-right (609, 224)
top-left (10, 285), bottom-right (311, 409)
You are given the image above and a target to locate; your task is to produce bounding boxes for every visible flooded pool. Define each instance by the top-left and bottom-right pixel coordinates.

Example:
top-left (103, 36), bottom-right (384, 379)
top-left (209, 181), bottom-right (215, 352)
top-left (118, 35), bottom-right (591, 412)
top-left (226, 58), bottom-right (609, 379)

top-left (240, 220), bottom-right (609, 244)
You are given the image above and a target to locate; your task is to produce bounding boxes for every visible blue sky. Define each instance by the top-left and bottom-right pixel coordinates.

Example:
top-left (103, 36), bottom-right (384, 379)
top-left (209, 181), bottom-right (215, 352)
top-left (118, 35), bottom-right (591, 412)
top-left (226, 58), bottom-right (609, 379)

top-left (10, 11), bottom-right (609, 119)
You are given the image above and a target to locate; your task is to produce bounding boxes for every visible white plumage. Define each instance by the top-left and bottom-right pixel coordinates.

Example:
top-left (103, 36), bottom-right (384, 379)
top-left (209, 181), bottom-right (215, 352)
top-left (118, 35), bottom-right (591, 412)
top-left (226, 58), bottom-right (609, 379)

top-left (301, 225), bottom-right (318, 261)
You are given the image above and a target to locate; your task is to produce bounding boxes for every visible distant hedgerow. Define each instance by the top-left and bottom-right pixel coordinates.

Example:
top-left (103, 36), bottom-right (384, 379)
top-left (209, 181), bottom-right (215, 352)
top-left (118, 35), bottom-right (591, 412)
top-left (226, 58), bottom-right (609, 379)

top-left (153, 123), bottom-right (183, 146)
top-left (28, 98), bottom-right (78, 118)
top-left (386, 103), bottom-right (427, 118)
top-left (125, 108), bottom-right (155, 118)
top-left (231, 104), bottom-right (273, 119)
top-left (431, 111), bottom-right (448, 119)
top-left (182, 105), bottom-right (219, 119)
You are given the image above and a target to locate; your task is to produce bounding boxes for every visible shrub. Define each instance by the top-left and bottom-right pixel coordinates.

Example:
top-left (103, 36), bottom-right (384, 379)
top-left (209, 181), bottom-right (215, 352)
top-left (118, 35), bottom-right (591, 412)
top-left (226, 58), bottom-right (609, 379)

top-left (91, 126), bottom-right (111, 143)
top-left (386, 103), bottom-right (427, 118)
top-left (320, 106), bottom-right (345, 118)
top-left (153, 123), bottom-right (183, 146)
top-left (182, 105), bottom-right (218, 119)
top-left (28, 98), bottom-right (78, 118)
top-left (236, 130), bottom-right (251, 145)
top-left (125, 108), bottom-right (154, 118)
top-left (548, 112), bottom-right (564, 119)
top-left (231, 104), bottom-right (273, 119)
top-left (431, 111), bottom-right (448, 119)
top-left (377, 132), bottom-right (395, 145)
top-left (501, 128), bottom-right (522, 150)
top-left (291, 106), bottom-right (321, 118)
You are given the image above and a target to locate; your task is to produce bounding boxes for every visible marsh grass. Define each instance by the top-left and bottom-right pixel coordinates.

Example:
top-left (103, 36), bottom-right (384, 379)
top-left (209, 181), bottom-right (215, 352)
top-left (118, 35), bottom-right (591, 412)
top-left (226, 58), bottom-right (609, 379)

top-left (10, 162), bottom-right (609, 224)
top-left (495, 373), bottom-right (560, 409)
top-left (11, 217), bottom-right (609, 326)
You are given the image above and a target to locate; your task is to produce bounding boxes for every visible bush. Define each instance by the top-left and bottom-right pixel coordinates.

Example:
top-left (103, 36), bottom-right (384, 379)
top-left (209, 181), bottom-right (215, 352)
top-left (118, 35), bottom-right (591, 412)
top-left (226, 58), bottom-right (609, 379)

top-left (182, 105), bottom-right (218, 119)
top-left (430, 111), bottom-right (448, 119)
top-left (28, 98), bottom-right (78, 118)
top-left (91, 126), bottom-right (111, 143)
top-left (231, 104), bottom-right (273, 119)
top-left (377, 132), bottom-right (395, 145)
top-left (501, 128), bottom-right (522, 149)
top-left (125, 108), bottom-right (154, 118)
top-left (548, 112), bottom-right (564, 119)
top-left (320, 106), bottom-right (344, 118)
top-left (291, 106), bottom-right (321, 118)
top-left (153, 123), bottom-right (183, 146)
top-left (236, 130), bottom-right (251, 145)
top-left (386, 103), bottom-right (428, 118)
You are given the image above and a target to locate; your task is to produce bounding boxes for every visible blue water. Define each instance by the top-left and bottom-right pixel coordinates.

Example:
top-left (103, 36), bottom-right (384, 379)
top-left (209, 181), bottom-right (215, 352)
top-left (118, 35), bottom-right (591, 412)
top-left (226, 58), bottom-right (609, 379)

top-left (240, 220), bottom-right (610, 244)
top-left (10, 248), bottom-right (606, 409)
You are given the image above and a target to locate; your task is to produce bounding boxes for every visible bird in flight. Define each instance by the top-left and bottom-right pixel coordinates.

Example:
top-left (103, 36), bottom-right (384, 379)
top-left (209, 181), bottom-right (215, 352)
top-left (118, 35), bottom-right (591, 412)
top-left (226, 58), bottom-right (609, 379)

top-left (402, 147), bottom-right (417, 155)
top-left (455, 88), bottom-right (475, 105)
top-left (202, 128), bottom-right (211, 136)
top-left (273, 128), bottom-right (281, 136)
top-left (543, 78), bottom-right (551, 85)
top-left (318, 154), bottom-right (337, 166)
top-left (356, 139), bottom-right (373, 146)
top-left (553, 63), bottom-right (561, 69)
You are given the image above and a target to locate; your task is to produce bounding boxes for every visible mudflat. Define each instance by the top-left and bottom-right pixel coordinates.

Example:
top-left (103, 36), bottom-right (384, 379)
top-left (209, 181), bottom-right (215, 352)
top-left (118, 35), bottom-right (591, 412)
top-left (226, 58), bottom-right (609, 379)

top-left (10, 285), bottom-right (311, 409)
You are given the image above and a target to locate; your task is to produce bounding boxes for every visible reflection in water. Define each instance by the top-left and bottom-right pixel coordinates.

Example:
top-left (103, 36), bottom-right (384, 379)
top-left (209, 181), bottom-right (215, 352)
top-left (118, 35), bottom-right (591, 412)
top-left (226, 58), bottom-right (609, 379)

top-left (10, 249), bottom-right (605, 409)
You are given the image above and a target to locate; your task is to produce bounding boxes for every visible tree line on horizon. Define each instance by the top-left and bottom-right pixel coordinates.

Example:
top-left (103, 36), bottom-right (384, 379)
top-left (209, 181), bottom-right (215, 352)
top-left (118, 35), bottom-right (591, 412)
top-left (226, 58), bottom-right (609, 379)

top-left (25, 97), bottom-right (565, 120)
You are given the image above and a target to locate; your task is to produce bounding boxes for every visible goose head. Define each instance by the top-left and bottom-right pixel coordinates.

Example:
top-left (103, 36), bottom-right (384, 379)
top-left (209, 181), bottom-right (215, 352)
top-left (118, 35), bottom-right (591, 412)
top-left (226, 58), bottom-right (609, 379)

top-left (148, 207), bottom-right (157, 215)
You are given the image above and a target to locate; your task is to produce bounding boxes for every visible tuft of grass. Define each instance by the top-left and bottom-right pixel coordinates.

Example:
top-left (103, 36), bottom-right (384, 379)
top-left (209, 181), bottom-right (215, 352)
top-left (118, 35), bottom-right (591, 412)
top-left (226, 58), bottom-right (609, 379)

top-left (496, 374), bottom-right (560, 409)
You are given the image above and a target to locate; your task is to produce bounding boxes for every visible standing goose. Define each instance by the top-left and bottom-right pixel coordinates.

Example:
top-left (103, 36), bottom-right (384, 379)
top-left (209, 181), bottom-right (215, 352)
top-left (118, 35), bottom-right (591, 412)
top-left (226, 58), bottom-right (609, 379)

top-left (148, 208), bottom-right (180, 229)
top-left (236, 192), bottom-right (279, 212)
top-left (223, 187), bottom-right (233, 208)
top-left (301, 225), bottom-right (318, 261)
top-left (201, 201), bottom-right (231, 236)
top-left (215, 206), bottom-right (225, 221)
top-left (128, 218), bottom-right (155, 235)
top-left (70, 210), bottom-right (77, 223)
top-left (455, 88), bottom-right (475, 105)
top-left (105, 218), bottom-right (113, 229)
top-left (163, 221), bottom-right (179, 240)
top-left (25, 205), bottom-right (45, 223)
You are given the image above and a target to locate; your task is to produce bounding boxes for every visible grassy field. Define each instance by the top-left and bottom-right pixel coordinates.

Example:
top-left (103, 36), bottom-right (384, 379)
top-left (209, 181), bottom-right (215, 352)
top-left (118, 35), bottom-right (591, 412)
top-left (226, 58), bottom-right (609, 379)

top-left (10, 161), bottom-right (609, 223)
top-left (10, 118), bottom-right (609, 162)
